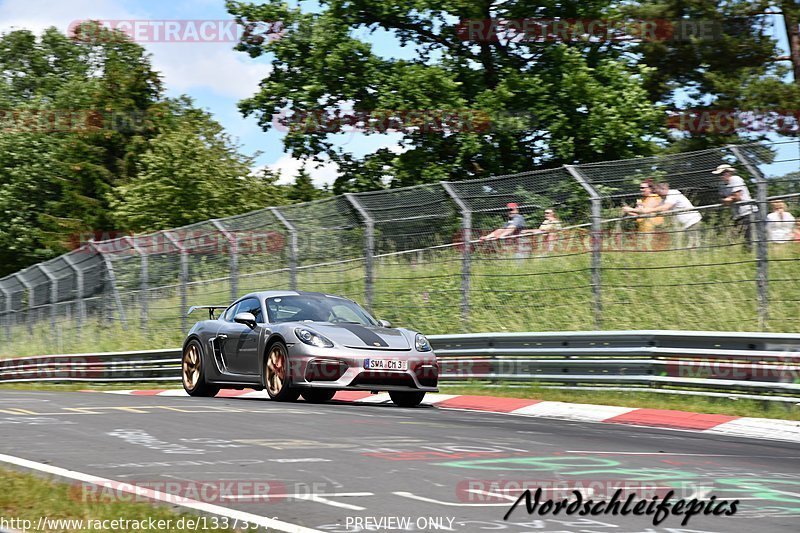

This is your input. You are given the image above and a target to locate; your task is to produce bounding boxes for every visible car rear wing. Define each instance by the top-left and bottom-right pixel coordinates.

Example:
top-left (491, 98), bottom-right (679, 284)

top-left (186, 305), bottom-right (229, 320)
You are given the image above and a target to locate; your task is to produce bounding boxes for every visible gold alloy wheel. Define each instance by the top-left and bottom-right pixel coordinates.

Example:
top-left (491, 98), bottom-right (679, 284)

top-left (266, 343), bottom-right (287, 396)
top-left (182, 343), bottom-right (201, 390)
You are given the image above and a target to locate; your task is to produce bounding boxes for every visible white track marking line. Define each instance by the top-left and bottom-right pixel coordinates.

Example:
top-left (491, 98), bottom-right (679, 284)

top-left (564, 451), bottom-right (800, 457)
top-left (392, 491), bottom-right (509, 507)
top-left (0, 453), bottom-right (323, 533)
top-left (223, 492), bottom-right (373, 511)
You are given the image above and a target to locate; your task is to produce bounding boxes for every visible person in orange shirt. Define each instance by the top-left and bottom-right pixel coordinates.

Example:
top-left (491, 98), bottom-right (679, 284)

top-left (624, 179), bottom-right (665, 249)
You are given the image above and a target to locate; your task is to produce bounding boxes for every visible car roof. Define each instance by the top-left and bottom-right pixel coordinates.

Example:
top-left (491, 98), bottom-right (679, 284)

top-left (236, 291), bottom-right (352, 303)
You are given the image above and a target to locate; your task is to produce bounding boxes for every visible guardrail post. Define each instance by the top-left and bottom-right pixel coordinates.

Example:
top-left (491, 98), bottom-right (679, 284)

top-left (125, 237), bottom-right (149, 331)
top-left (345, 194), bottom-right (374, 312)
top-left (730, 146), bottom-right (769, 330)
top-left (441, 181), bottom-right (471, 330)
top-left (565, 165), bottom-right (603, 329)
top-left (163, 232), bottom-right (189, 332)
top-left (88, 242), bottom-right (127, 329)
top-left (270, 208), bottom-right (298, 291)
top-left (212, 220), bottom-right (239, 300)
top-left (62, 253), bottom-right (85, 335)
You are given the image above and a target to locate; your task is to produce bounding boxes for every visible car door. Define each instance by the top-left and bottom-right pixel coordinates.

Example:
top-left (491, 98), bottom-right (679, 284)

top-left (220, 297), bottom-right (263, 375)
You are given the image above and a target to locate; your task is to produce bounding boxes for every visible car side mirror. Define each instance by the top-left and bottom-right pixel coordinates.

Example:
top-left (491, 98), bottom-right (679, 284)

top-left (377, 319), bottom-right (392, 328)
top-left (234, 312), bottom-right (257, 328)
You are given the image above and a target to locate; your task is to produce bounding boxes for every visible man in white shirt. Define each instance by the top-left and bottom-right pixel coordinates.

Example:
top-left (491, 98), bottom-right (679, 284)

top-left (623, 182), bottom-right (702, 248)
top-left (714, 163), bottom-right (757, 250)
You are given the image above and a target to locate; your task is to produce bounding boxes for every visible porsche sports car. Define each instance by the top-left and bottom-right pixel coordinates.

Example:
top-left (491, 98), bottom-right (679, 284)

top-left (182, 291), bottom-right (438, 407)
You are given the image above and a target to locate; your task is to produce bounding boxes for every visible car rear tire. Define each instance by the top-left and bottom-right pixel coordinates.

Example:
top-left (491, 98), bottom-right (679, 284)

top-left (301, 389), bottom-right (337, 403)
top-left (182, 340), bottom-right (220, 397)
top-left (265, 341), bottom-right (300, 402)
top-left (389, 391), bottom-right (426, 407)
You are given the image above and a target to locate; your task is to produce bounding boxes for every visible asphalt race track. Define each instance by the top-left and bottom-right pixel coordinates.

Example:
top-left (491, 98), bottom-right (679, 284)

top-left (1, 390), bottom-right (798, 532)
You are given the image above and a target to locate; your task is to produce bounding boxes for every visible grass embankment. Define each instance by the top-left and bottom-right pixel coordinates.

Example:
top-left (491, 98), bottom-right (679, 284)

top-left (2, 239), bottom-right (798, 358)
top-left (0, 467), bottom-right (236, 533)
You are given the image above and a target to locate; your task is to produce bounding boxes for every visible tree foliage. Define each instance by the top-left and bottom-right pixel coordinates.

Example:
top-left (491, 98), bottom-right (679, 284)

top-left (227, 0), bottom-right (666, 193)
top-left (0, 24), bottom-right (287, 275)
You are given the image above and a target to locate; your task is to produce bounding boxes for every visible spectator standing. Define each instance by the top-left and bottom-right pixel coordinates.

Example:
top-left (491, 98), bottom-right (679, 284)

top-left (767, 200), bottom-right (796, 243)
top-left (623, 182), bottom-right (702, 248)
top-left (715, 163), bottom-right (757, 250)
top-left (628, 179), bottom-right (665, 232)
top-left (624, 179), bottom-right (665, 250)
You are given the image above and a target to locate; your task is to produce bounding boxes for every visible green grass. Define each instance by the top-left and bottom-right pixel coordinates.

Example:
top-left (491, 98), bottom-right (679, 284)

top-left (439, 383), bottom-right (800, 420)
top-left (2, 235), bottom-right (798, 358)
top-left (0, 467), bottom-right (237, 533)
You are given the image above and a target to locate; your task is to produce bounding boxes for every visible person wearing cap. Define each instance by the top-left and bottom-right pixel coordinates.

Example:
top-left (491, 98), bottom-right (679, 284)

top-left (480, 202), bottom-right (527, 241)
top-left (714, 163), bottom-right (757, 250)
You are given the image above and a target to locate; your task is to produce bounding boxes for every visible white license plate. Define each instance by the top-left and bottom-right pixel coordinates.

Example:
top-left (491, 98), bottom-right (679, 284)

top-left (364, 358), bottom-right (407, 370)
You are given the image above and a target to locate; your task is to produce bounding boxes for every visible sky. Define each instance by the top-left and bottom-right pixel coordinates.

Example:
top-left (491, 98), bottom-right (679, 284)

top-left (0, 0), bottom-right (797, 184)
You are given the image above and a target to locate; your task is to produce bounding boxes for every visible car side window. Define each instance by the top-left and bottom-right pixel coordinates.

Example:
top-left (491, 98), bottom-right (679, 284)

top-left (222, 303), bottom-right (238, 322)
top-left (237, 298), bottom-right (264, 323)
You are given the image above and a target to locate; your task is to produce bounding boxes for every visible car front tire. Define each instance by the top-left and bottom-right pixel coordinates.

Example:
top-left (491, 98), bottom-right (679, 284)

top-left (389, 391), bottom-right (426, 407)
top-left (264, 341), bottom-right (300, 402)
top-left (182, 339), bottom-right (220, 397)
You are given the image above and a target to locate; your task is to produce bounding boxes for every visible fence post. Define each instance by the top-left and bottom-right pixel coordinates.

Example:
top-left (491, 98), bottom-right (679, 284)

top-left (15, 272), bottom-right (34, 335)
top-left (88, 242), bottom-right (127, 329)
top-left (125, 237), bottom-right (149, 331)
top-left (730, 146), bottom-right (769, 330)
top-left (163, 232), bottom-right (188, 332)
top-left (212, 220), bottom-right (239, 300)
top-left (270, 208), bottom-right (298, 291)
top-left (62, 253), bottom-right (85, 335)
top-left (38, 265), bottom-right (58, 333)
top-left (565, 165), bottom-right (603, 329)
top-left (441, 181), bottom-right (471, 330)
top-left (344, 193), bottom-right (374, 311)
top-left (0, 284), bottom-right (11, 340)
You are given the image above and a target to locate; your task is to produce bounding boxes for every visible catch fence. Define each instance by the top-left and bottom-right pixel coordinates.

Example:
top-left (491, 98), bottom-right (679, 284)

top-left (0, 140), bottom-right (798, 354)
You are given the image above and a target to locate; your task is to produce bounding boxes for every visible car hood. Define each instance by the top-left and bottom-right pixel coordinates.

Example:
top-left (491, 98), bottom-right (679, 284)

top-left (301, 323), bottom-right (411, 350)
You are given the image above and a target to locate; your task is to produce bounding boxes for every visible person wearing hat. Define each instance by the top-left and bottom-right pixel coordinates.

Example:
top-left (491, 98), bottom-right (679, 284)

top-left (714, 163), bottom-right (757, 250)
top-left (480, 202), bottom-right (527, 241)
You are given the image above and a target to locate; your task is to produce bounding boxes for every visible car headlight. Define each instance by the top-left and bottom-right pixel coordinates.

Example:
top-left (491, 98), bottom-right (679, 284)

top-left (415, 333), bottom-right (432, 352)
top-left (295, 327), bottom-right (334, 348)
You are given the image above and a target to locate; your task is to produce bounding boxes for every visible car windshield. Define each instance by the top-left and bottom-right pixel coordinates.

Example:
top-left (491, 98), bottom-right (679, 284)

top-left (265, 295), bottom-right (378, 326)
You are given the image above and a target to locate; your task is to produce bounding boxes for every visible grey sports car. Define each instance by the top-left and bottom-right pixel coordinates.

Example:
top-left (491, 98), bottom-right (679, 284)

top-left (182, 291), bottom-right (438, 407)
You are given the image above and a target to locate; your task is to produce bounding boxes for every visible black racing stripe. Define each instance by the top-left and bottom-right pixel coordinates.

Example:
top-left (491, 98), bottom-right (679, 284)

top-left (339, 324), bottom-right (389, 347)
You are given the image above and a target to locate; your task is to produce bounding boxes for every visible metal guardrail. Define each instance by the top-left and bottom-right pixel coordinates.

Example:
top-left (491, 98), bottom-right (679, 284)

top-left (1, 331), bottom-right (798, 400)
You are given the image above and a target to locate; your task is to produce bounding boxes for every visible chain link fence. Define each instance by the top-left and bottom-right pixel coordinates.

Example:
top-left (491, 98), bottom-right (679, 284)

top-left (0, 140), bottom-right (798, 355)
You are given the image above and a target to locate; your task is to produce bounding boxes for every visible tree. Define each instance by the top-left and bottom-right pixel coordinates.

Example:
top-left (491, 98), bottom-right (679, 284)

top-left (0, 24), bottom-right (163, 275)
top-left (227, 0), bottom-right (666, 193)
top-left (621, 0), bottom-right (800, 151)
top-left (111, 101), bottom-right (286, 231)
top-left (0, 23), bottom-right (286, 276)
top-left (286, 169), bottom-right (323, 203)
